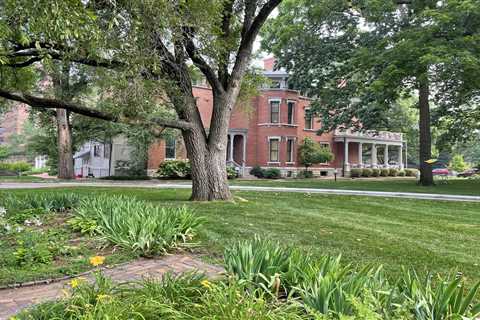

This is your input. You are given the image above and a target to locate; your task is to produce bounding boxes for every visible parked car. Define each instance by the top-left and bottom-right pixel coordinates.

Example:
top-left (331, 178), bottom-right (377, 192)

top-left (432, 168), bottom-right (449, 175)
top-left (457, 168), bottom-right (480, 178)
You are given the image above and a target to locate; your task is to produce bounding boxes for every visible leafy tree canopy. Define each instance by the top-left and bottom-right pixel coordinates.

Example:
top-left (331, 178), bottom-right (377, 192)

top-left (298, 137), bottom-right (334, 169)
top-left (262, 0), bottom-right (480, 136)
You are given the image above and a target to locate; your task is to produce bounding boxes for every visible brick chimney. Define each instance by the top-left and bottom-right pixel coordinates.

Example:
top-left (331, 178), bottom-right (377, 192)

top-left (263, 57), bottom-right (277, 71)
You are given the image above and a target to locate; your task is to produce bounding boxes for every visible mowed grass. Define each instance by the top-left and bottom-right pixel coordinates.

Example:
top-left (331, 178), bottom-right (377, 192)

top-left (2, 187), bottom-right (479, 283)
top-left (0, 175), bottom-right (46, 182)
top-left (232, 177), bottom-right (480, 196)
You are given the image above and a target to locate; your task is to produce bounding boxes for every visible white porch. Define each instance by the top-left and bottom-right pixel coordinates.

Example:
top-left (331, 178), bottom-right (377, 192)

top-left (226, 129), bottom-right (248, 177)
top-left (334, 129), bottom-right (406, 176)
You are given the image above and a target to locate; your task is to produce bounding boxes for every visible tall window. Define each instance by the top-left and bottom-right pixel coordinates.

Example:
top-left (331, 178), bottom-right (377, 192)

top-left (286, 139), bottom-right (294, 162)
top-left (93, 144), bottom-right (102, 157)
top-left (287, 101), bottom-right (295, 124)
top-left (304, 108), bottom-right (313, 130)
top-left (319, 142), bottom-right (330, 163)
top-left (165, 137), bottom-right (176, 159)
top-left (269, 138), bottom-right (280, 162)
top-left (270, 100), bottom-right (280, 123)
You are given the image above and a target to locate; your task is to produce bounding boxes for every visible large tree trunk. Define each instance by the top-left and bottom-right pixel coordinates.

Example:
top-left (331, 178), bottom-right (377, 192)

top-left (418, 74), bottom-right (434, 186)
top-left (56, 109), bottom-right (75, 179)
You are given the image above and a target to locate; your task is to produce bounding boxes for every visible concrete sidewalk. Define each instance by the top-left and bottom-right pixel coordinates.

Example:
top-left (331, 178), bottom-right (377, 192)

top-left (0, 181), bottom-right (479, 202)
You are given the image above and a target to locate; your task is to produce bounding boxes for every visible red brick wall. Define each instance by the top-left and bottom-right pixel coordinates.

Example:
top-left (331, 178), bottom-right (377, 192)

top-left (147, 85), bottom-right (347, 173)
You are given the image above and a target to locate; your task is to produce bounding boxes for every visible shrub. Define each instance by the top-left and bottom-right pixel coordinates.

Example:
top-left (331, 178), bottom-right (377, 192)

top-left (350, 168), bottom-right (362, 178)
top-left (297, 170), bottom-right (313, 179)
top-left (263, 168), bottom-right (282, 179)
top-left (405, 168), bottom-right (418, 177)
top-left (362, 168), bottom-right (373, 177)
top-left (397, 170), bottom-right (406, 177)
top-left (380, 169), bottom-right (390, 177)
top-left (250, 165), bottom-right (265, 178)
top-left (389, 168), bottom-right (398, 177)
top-left (0, 161), bottom-right (32, 173)
top-left (71, 196), bottom-right (203, 256)
top-left (99, 175), bottom-right (151, 180)
top-left (157, 160), bottom-right (191, 179)
top-left (372, 168), bottom-right (380, 177)
top-left (226, 166), bottom-right (237, 179)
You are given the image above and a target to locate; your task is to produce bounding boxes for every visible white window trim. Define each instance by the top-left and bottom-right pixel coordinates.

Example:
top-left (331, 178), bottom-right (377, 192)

top-left (286, 137), bottom-right (295, 164)
top-left (165, 138), bottom-right (176, 160)
top-left (286, 100), bottom-right (296, 125)
top-left (268, 136), bottom-right (281, 163)
top-left (269, 98), bottom-right (281, 124)
top-left (304, 107), bottom-right (314, 130)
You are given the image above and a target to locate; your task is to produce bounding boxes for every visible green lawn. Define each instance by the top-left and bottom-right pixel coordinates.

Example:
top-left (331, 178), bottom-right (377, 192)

top-left (0, 175), bottom-right (47, 182)
top-left (2, 187), bottom-right (479, 284)
top-left (232, 177), bottom-right (480, 196)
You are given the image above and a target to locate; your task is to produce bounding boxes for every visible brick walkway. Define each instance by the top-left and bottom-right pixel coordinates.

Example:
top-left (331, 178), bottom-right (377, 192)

top-left (0, 254), bottom-right (223, 319)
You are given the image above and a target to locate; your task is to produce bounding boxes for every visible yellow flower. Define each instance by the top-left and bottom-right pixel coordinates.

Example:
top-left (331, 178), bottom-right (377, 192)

top-left (201, 279), bottom-right (212, 289)
top-left (70, 278), bottom-right (80, 288)
top-left (425, 159), bottom-right (437, 164)
top-left (89, 255), bottom-right (106, 266)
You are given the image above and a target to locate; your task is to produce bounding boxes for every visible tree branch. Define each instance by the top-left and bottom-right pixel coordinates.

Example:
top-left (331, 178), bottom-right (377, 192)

top-left (0, 89), bottom-right (193, 130)
top-left (229, 0), bottom-right (282, 89)
top-left (183, 29), bottom-right (225, 93)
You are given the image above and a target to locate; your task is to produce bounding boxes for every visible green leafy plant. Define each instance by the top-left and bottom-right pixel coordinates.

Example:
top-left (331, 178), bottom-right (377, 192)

top-left (250, 166), bottom-right (265, 178)
top-left (388, 168), bottom-right (398, 177)
top-left (226, 166), bottom-right (238, 179)
top-left (298, 138), bottom-right (334, 174)
top-left (397, 170), bottom-right (406, 177)
top-left (72, 196), bottom-right (203, 256)
top-left (362, 168), bottom-right (373, 177)
top-left (350, 168), bottom-right (363, 178)
top-left (405, 169), bottom-right (419, 177)
top-left (297, 170), bottom-right (314, 179)
top-left (157, 160), bottom-right (192, 179)
top-left (3, 193), bottom-right (83, 212)
top-left (264, 168), bottom-right (282, 179)
top-left (397, 269), bottom-right (480, 320)
top-left (380, 169), bottom-right (390, 177)
top-left (371, 169), bottom-right (380, 177)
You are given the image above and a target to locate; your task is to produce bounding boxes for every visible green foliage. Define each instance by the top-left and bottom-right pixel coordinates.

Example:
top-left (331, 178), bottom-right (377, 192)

top-left (0, 161), bottom-right (32, 172)
top-left (71, 196), bottom-right (203, 256)
top-left (371, 169), bottom-right (380, 177)
top-left (362, 168), bottom-right (373, 177)
top-left (3, 193), bottom-right (83, 212)
top-left (350, 168), bottom-right (362, 178)
top-left (380, 169), bottom-right (390, 177)
top-left (388, 169), bottom-right (398, 177)
top-left (297, 170), bottom-right (314, 179)
top-left (298, 138), bottom-right (334, 170)
top-left (226, 166), bottom-right (238, 180)
top-left (223, 238), bottom-right (480, 319)
top-left (250, 166), bottom-right (265, 178)
top-left (449, 154), bottom-right (469, 172)
top-left (405, 169), bottom-right (418, 177)
top-left (99, 175), bottom-right (151, 181)
top-left (16, 272), bottom-right (307, 320)
top-left (397, 170), bottom-right (406, 177)
top-left (264, 168), bottom-right (282, 179)
top-left (0, 145), bottom-right (10, 160)
top-left (157, 160), bottom-right (191, 179)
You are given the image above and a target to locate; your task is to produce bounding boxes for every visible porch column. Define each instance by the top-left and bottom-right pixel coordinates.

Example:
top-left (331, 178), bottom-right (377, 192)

top-left (242, 134), bottom-right (247, 165)
top-left (398, 145), bottom-right (404, 169)
top-left (372, 144), bottom-right (377, 167)
top-left (358, 143), bottom-right (363, 167)
top-left (344, 139), bottom-right (350, 171)
top-left (384, 145), bottom-right (389, 168)
top-left (228, 134), bottom-right (234, 162)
